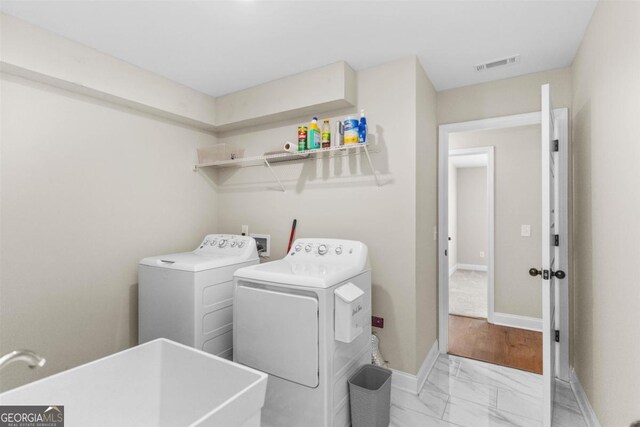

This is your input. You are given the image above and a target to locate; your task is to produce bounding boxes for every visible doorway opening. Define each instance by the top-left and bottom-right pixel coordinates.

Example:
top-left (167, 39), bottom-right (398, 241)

top-left (438, 109), bottom-right (570, 381)
top-left (448, 148), bottom-right (492, 321)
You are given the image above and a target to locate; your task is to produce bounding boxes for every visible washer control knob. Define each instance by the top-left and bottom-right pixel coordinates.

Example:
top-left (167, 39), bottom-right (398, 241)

top-left (305, 244), bottom-right (312, 253)
top-left (230, 241), bottom-right (237, 247)
top-left (238, 241), bottom-right (245, 248)
top-left (335, 246), bottom-right (343, 255)
top-left (204, 240), bottom-right (210, 245)
top-left (295, 244), bottom-right (302, 252)
top-left (318, 244), bottom-right (328, 255)
top-left (210, 239), bottom-right (217, 246)
top-left (218, 239), bottom-right (228, 248)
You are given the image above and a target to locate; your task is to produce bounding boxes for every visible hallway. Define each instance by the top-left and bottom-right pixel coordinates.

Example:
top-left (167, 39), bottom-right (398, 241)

top-left (448, 315), bottom-right (542, 374)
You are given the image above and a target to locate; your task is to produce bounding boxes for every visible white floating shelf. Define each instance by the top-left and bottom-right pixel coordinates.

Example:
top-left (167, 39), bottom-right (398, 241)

top-left (194, 144), bottom-right (380, 191)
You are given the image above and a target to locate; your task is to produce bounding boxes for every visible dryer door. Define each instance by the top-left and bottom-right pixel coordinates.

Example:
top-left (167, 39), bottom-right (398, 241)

top-left (235, 285), bottom-right (319, 388)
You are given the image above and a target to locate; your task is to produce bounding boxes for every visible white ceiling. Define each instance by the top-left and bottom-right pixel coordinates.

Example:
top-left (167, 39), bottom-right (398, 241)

top-left (0, 1), bottom-right (597, 96)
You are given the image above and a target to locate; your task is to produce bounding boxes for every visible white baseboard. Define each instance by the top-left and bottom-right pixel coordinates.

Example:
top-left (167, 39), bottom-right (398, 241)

top-left (391, 340), bottom-right (439, 394)
top-left (492, 312), bottom-right (542, 332)
top-left (449, 264), bottom-right (457, 276)
top-left (456, 263), bottom-right (487, 272)
top-left (570, 368), bottom-right (601, 427)
top-left (417, 341), bottom-right (439, 392)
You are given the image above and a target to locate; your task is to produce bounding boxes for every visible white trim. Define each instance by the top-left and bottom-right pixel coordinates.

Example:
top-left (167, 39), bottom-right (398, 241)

top-left (570, 369), bottom-right (601, 427)
top-left (492, 312), bottom-right (542, 332)
top-left (541, 84), bottom-right (554, 427)
top-left (555, 108), bottom-right (570, 382)
top-left (391, 340), bottom-right (439, 395)
top-left (449, 265), bottom-right (457, 276)
top-left (438, 117), bottom-right (450, 353)
top-left (487, 147), bottom-right (495, 324)
top-left (439, 111), bottom-right (542, 135)
top-left (438, 109), bottom-right (570, 383)
top-left (417, 341), bottom-right (439, 393)
top-left (455, 263), bottom-right (488, 272)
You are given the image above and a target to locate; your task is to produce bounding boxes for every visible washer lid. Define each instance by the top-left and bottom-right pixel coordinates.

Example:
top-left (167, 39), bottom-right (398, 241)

top-left (139, 234), bottom-right (259, 272)
top-left (234, 259), bottom-right (365, 288)
top-left (140, 253), bottom-right (251, 272)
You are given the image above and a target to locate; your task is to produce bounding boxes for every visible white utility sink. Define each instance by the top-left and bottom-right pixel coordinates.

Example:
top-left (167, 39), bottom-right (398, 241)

top-left (0, 339), bottom-right (268, 427)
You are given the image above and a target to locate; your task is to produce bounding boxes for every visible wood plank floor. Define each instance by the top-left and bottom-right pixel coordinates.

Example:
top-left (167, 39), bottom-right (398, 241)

top-left (448, 314), bottom-right (543, 374)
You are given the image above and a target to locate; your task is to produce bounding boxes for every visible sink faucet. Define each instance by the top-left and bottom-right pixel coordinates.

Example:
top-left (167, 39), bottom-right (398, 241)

top-left (0, 350), bottom-right (46, 371)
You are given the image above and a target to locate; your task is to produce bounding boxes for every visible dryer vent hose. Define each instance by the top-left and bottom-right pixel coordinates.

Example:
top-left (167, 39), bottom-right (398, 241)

top-left (371, 333), bottom-right (389, 368)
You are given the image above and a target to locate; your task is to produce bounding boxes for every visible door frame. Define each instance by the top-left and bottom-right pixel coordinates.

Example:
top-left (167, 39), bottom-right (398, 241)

top-left (448, 147), bottom-right (495, 323)
top-left (438, 109), bottom-right (570, 381)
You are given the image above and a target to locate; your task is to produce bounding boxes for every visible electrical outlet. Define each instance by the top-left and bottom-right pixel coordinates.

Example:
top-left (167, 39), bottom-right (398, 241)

top-left (372, 316), bottom-right (384, 328)
top-left (479, 251), bottom-right (485, 258)
top-left (250, 234), bottom-right (270, 257)
top-left (241, 225), bottom-right (249, 236)
top-left (521, 224), bottom-right (531, 237)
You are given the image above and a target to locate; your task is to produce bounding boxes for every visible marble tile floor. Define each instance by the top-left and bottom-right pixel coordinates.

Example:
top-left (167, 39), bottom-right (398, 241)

top-left (390, 354), bottom-right (586, 427)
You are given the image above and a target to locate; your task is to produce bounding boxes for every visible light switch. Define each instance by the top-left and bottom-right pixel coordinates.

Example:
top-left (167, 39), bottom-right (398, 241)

top-left (521, 225), bottom-right (531, 237)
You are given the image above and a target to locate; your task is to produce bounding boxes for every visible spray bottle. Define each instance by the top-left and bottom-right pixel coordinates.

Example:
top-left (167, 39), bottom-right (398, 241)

top-left (358, 109), bottom-right (367, 144)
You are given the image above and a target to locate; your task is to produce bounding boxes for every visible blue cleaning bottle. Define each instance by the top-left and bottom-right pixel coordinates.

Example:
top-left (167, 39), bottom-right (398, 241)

top-left (358, 109), bottom-right (367, 144)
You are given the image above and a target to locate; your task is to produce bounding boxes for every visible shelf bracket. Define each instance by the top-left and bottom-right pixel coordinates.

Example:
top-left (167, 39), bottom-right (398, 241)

top-left (363, 145), bottom-right (381, 187)
top-left (264, 159), bottom-right (286, 192)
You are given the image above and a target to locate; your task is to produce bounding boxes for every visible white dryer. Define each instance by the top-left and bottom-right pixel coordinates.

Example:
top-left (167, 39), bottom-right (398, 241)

top-left (233, 238), bottom-right (371, 427)
top-left (139, 234), bottom-right (258, 359)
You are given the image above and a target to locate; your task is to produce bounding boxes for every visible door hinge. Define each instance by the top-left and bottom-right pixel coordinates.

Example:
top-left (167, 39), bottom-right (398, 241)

top-left (543, 269), bottom-right (550, 280)
top-left (554, 235), bottom-right (560, 246)
top-left (553, 139), bottom-right (559, 152)
top-left (555, 330), bottom-right (560, 342)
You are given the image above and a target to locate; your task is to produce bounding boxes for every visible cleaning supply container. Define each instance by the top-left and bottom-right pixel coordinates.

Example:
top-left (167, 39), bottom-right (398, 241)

top-left (308, 117), bottom-right (321, 149)
top-left (358, 109), bottom-right (367, 144)
top-left (348, 364), bottom-right (392, 427)
top-left (343, 117), bottom-right (359, 145)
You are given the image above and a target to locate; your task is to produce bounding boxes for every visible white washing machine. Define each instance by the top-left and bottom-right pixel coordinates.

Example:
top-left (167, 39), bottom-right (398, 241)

top-left (233, 238), bottom-right (371, 427)
top-left (138, 234), bottom-right (258, 359)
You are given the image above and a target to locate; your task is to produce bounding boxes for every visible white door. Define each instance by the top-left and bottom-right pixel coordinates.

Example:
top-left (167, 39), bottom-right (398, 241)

top-left (234, 285), bottom-right (319, 388)
top-left (540, 83), bottom-right (561, 426)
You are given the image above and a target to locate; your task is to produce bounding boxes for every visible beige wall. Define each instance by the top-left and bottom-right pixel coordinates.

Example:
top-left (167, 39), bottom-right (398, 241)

top-left (571, 1), bottom-right (640, 425)
top-left (414, 60), bottom-right (439, 371)
top-left (456, 167), bottom-right (487, 267)
top-left (0, 73), bottom-right (218, 392)
top-left (438, 68), bottom-right (572, 124)
top-left (215, 61), bottom-right (356, 131)
top-left (214, 57), bottom-right (437, 374)
top-left (450, 126), bottom-right (542, 318)
top-left (0, 13), bottom-right (218, 130)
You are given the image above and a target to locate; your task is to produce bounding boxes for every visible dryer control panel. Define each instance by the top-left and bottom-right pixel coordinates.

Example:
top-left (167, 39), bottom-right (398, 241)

top-left (288, 238), bottom-right (367, 264)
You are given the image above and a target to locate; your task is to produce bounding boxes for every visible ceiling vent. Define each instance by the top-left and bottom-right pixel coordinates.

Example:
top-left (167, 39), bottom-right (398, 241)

top-left (475, 55), bottom-right (520, 72)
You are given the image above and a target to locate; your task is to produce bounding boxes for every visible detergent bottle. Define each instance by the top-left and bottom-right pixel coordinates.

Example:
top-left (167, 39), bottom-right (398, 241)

top-left (308, 117), bottom-right (321, 150)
